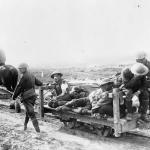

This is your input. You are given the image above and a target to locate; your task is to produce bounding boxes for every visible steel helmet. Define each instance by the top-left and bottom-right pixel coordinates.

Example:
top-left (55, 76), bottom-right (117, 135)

top-left (136, 51), bottom-right (147, 60)
top-left (18, 63), bottom-right (29, 69)
top-left (0, 49), bottom-right (6, 64)
top-left (131, 63), bottom-right (149, 76)
top-left (51, 71), bottom-right (63, 79)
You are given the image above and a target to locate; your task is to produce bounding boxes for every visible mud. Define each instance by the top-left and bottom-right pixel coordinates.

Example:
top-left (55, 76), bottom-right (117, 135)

top-left (0, 103), bottom-right (150, 150)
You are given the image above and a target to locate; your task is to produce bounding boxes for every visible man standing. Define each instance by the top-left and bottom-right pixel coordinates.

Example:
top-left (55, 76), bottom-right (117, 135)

top-left (121, 63), bottom-right (149, 122)
top-left (136, 51), bottom-right (150, 77)
top-left (13, 63), bottom-right (43, 132)
top-left (136, 51), bottom-right (150, 114)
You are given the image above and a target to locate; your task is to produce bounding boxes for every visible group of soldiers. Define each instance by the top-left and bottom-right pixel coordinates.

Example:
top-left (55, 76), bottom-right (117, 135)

top-left (0, 50), bottom-right (150, 136)
top-left (45, 51), bottom-right (150, 123)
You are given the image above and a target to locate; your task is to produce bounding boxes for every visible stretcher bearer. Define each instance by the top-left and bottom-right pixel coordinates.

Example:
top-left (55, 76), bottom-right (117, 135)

top-left (121, 63), bottom-right (149, 122)
top-left (13, 63), bottom-right (43, 132)
top-left (136, 51), bottom-right (150, 114)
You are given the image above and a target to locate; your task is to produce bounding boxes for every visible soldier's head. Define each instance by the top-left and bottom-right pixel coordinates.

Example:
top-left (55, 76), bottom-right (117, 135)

top-left (136, 51), bottom-right (147, 64)
top-left (18, 63), bottom-right (29, 74)
top-left (100, 78), bottom-right (114, 91)
top-left (131, 63), bottom-right (149, 77)
top-left (51, 71), bottom-right (63, 82)
top-left (121, 67), bottom-right (134, 82)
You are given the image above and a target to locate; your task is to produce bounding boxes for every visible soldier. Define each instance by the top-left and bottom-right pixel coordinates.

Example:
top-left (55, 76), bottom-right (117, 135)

top-left (12, 63), bottom-right (43, 133)
top-left (90, 78), bottom-right (125, 117)
top-left (121, 63), bottom-right (149, 121)
top-left (47, 71), bottom-right (71, 108)
top-left (135, 51), bottom-right (150, 114)
top-left (136, 51), bottom-right (150, 77)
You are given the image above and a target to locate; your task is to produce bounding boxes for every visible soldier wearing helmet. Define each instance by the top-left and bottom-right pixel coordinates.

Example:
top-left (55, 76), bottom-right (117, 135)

top-left (120, 63), bottom-right (149, 122)
top-left (13, 62), bottom-right (43, 133)
top-left (136, 51), bottom-right (150, 77)
top-left (47, 71), bottom-right (71, 108)
top-left (136, 51), bottom-right (150, 114)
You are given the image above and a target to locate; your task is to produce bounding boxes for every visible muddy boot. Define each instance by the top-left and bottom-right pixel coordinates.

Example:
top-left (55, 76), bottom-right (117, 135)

top-left (140, 100), bottom-right (150, 122)
top-left (24, 114), bottom-right (29, 131)
top-left (32, 119), bottom-right (40, 132)
top-left (15, 101), bottom-right (21, 113)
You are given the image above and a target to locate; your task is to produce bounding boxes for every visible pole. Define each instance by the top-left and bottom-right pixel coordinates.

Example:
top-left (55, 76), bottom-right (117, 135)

top-left (113, 88), bottom-right (121, 137)
top-left (39, 86), bottom-right (44, 119)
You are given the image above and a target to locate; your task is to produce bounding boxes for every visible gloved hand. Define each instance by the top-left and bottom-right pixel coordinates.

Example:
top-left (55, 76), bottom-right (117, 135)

top-left (134, 90), bottom-right (141, 97)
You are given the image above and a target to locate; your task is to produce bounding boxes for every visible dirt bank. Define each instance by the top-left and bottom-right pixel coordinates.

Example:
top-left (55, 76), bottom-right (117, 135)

top-left (1, 103), bottom-right (150, 150)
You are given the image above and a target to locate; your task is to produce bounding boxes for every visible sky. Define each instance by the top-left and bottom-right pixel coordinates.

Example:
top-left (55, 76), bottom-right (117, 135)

top-left (0, 0), bottom-right (150, 68)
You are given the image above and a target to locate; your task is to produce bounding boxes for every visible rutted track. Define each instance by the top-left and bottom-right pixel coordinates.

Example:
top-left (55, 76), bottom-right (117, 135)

top-left (1, 100), bottom-right (150, 150)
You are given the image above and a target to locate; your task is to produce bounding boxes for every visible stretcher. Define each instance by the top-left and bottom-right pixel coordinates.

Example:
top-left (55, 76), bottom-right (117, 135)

top-left (39, 86), bottom-right (140, 137)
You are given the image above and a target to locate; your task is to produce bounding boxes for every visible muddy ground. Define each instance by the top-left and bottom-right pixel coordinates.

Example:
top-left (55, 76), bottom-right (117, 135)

top-left (0, 102), bottom-right (150, 150)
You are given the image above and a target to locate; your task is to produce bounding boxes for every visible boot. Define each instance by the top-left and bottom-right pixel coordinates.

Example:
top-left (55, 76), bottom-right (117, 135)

top-left (32, 119), bottom-right (40, 132)
top-left (15, 101), bottom-right (21, 113)
top-left (24, 114), bottom-right (29, 131)
top-left (140, 100), bottom-right (150, 122)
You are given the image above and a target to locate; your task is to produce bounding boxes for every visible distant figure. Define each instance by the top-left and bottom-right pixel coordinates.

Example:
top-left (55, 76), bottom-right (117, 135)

top-left (136, 51), bottom-right (150, 78)
top-left (13, 63), bottom-right (43, 133)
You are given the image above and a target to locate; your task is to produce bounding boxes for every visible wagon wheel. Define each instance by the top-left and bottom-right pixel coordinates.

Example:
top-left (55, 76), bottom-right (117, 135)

top-left (67, 120), bottom-right (77, 129)
top-left (114, 131), bottom-right (121, 138)
top-left (96, 128), bottom-right (103, 136)
top-left (93, 126), bottom-right (104, 137)
top-left (103, 126), bottom-right (113, 137)
top-left (63, 119), bottom-right (77, 129)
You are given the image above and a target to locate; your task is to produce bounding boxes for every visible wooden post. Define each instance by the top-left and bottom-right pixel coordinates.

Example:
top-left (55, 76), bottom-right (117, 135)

top-left (39, 87), bottom-right (44, 119)
top-left (113, 88), bottom-right (121, 137)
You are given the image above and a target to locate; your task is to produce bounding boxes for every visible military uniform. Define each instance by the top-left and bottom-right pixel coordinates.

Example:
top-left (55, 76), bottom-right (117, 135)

top-left (13, 71), bottom-right (43, 132)
top-left (48, 79), bottom-right (71, 108)
top-left (121, 64), bottom-right (149, 121)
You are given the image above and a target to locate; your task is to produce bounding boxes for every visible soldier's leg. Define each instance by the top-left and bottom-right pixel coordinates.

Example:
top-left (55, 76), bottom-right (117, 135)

top-left (97, 104), bottom-right (113, 116)
top-left (139, 91), bottom-right (150, 122)
top-left (23, 99), bottom-right (40, 132)
top-left (24, 112), bottom-right (29, 130)
top-left (125, 89), bottom-right (133, 120)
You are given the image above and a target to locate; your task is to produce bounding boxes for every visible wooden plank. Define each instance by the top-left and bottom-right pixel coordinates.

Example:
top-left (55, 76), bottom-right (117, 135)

top-left (44, 107), bottom-right (114, 127)
top-left (113, 88), bottom-right (121, 137)
top-left (39, 87), bottom-right (44, 118)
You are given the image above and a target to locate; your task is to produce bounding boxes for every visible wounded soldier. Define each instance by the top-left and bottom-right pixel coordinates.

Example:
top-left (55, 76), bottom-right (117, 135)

top-left (46, 71), bottom-right (89, 108)
top-left (56, 97), bottom-right (92, 114)
top-left (55, 86), bottom-right (91, 114)
top-left (47, 71), bottom-right (71, 108)
top-left (90, 78), bottom-right (125, 118)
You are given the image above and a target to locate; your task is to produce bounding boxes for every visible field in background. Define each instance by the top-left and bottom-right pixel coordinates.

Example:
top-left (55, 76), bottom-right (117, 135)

top-left (31, 65), bottom-right (125, 84)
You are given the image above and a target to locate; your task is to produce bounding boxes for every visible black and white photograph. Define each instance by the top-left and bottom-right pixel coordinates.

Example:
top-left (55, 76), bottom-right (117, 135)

top-left (0, 0), bottom-right (150, 150)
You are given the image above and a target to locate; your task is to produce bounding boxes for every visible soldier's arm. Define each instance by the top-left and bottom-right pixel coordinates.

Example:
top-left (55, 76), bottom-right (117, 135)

top-left (35, 77), bottom-right (43, 86)
top-left (12, 76), bottom-right (25, 100)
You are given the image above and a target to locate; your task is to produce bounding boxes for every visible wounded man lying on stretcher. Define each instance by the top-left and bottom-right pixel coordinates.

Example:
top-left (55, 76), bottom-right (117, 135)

top-left (55, 78), bottom-right (126, 117)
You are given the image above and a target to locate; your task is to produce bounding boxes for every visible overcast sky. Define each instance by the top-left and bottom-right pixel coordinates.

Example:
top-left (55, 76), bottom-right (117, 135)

top-left (0, 0), bottom-right (150, 68)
